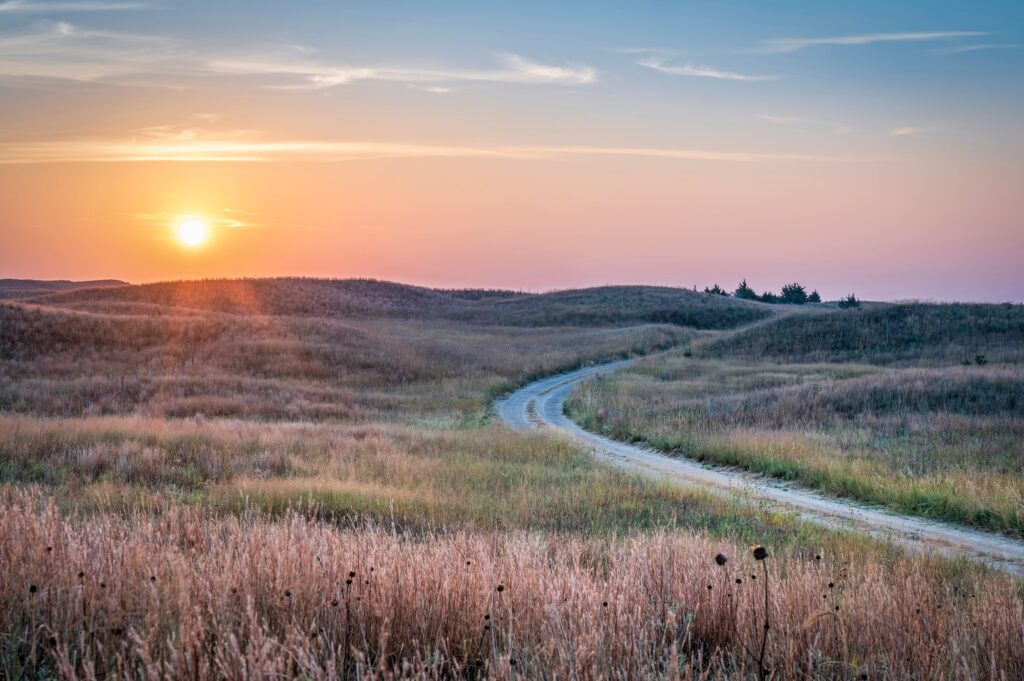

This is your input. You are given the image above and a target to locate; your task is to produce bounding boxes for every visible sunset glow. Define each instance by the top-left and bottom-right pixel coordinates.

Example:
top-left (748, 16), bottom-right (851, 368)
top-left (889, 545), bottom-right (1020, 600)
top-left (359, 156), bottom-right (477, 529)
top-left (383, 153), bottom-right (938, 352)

top-left (0, 1), bottom-right (1021, 300)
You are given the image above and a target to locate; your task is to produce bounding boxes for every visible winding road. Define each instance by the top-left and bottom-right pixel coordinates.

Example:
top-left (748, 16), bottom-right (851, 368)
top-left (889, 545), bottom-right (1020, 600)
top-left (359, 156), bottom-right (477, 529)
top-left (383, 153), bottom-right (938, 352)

top-left (495, 356), bottom-right (1024, 576)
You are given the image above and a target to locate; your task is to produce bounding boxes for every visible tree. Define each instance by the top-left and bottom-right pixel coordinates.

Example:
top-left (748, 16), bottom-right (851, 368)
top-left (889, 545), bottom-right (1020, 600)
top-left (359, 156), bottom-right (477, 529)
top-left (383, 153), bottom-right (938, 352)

top-left (734, 279), bottom-right (758, 300)
top-left (780, 283), bottom-right (809, 305)
top-left (703, 284), bottom-right (728, 296)
top-left (808, 290), bottom-right (822, 303)
top-left (837, 293), bottom-right (860, 309)
top-left (759, 291), bottom-right (779, 304)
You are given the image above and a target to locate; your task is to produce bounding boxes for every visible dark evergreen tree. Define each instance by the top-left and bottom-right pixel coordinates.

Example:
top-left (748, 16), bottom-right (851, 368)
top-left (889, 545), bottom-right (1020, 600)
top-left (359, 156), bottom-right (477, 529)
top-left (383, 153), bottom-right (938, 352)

top-left (808, 290), bottom-right (822, 303)
top-left (734, 279), bottom-right (758, 300)
top-left (780, 283), bottom-right (809, 305)
top-left (703, 284), bottom-right (728, 296)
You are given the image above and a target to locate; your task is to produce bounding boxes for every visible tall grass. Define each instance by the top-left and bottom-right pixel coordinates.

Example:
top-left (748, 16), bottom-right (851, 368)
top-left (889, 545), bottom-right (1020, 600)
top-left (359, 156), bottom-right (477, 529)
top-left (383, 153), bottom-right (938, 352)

top-left (0, 302), bottom-right (687, 420)
top-left (567, 356), bottom-right (1024, 535)
top-left (39, 278), bottom-right (775, 330)
top-left (0, 415), bottom-right (858, 546)
top-left (2, 490), bottom-right (1020, 680)
top-left (702, 302), bottom-right (1024, 365)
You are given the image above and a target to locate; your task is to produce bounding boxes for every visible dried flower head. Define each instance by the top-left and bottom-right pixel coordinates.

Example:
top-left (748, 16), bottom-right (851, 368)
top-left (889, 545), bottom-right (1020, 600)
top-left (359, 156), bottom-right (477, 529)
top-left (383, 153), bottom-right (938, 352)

top-left (752, 546), bottom-right (769, 561)
top-left (714, 553), bottom-right (728, 566)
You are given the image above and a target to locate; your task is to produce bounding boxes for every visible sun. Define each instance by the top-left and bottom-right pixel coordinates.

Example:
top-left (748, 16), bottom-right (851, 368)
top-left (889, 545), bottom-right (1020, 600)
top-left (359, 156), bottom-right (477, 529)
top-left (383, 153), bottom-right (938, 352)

top-left (177, 218), bottom-right (209, 247)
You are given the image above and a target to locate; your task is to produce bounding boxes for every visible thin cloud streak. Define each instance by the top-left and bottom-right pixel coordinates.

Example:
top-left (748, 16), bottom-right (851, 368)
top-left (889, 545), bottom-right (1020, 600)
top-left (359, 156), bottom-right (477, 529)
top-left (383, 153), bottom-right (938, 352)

top-left (639, 57), bottom-right (779, 81)
top-left (134, 208), bottom-right (253, 230)
top-left (761, 31), bottom-right (987, 53)
top-left (0, 134), bottom-right (890, 164)
top-left (941, 43), bottom-right (1022, 54)
top-left (889, 126), bottom-right (932, 136)
top-left (0, 23), bottom-right (597, 89)
top-left (0, 21), bottom-right (186, 82)
top-left (0, 0), bottom-right (146, 11)
top-left (205, 52), bottom-right (597, 89)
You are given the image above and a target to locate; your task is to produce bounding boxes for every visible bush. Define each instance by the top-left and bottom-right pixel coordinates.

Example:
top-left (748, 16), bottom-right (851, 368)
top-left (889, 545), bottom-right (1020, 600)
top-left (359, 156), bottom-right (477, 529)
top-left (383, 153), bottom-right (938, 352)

top-left (838, 294), bottom-right (860, 309)
top-left (703, 284), bottom-right (729, 296)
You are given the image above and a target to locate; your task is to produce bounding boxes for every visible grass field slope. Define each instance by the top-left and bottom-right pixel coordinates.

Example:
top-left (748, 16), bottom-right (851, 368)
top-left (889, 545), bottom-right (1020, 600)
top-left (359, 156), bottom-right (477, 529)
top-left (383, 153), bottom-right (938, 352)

top-left (569, 300), bottom-right (1024, 536)
top-left (38, 278), bottom-right (776, 329)
top-left (703, 302), bottom-right (1024, 365)
top-left (0, 279), bottom-right (128, 300)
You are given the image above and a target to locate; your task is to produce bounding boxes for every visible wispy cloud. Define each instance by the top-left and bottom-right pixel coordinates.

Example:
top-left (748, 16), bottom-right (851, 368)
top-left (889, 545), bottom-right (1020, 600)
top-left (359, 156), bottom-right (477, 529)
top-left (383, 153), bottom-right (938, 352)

top-left (889, 126), bottom-right (932, 137)
top-left (409, 85), bottom-right (452, 94)
top-left (0, 22), bottom-right (596, 89)
top-left (760, 31), bottom-right (987, 53)
top-left (760, 115), bottom-right (803, 125)
top-left (205, 52), bottom-right (597, 89)
top-left (760, 114), bottom-right (851, 134)
top-left (0, 21), bottom-right (186, 83)
top-left (940, 43), bottom-right (1021, 54)
top-left (0, 128), bottom-right (889, 164)
top-left (0, 0), bottom-right (146, 12)
top-left (134, 208), bottom-right (254, 230)
top-left (639, 56), bottom-right (779, 81)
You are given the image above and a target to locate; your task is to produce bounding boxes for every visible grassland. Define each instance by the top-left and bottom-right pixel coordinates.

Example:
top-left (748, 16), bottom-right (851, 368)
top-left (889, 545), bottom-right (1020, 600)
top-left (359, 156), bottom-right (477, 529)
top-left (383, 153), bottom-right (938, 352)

top-left (4, 490), bottom-right (1021, 680)
top-left (0, 301), bottom-right (687, 421)
top-left (41, 277), bottom-right (775, 329)
top-left (702, 302), bottom-right (1024, 365)
top-left (1, 279), bottom-right (1021, 679)
top-left (567, 305), bottom-right (1024, 536)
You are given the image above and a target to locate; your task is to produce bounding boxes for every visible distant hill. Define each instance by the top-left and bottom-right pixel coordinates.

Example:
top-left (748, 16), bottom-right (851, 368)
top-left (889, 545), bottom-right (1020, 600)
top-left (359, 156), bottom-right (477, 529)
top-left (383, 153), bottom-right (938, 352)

top-left (0, 278), bottom-right (128, 300)
top-left (36, 278), bottom-right (776, 330)
top-left (703, 303), bottom-right (1024, 365)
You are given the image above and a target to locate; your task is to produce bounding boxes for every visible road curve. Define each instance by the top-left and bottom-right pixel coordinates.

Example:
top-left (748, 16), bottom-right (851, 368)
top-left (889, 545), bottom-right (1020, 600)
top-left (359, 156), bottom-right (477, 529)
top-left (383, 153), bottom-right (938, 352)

top-left (495, 356), bottom-right (1024, 576)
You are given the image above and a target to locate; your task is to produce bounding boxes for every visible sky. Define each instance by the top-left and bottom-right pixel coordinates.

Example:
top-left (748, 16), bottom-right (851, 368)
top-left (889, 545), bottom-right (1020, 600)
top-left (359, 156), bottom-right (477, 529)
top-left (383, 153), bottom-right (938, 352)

top-left (0, 0), bottom-right (1022, 301)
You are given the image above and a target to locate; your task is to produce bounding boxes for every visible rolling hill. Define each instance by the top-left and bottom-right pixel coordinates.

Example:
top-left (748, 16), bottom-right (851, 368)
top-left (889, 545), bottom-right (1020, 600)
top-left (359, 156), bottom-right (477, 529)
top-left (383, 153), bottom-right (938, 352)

top-left (702, 302), bottom-right (1024, 365)
top-left (35, 278), bottom-right (777, 330)
top-left (0, 278), bottom-right (128, 300)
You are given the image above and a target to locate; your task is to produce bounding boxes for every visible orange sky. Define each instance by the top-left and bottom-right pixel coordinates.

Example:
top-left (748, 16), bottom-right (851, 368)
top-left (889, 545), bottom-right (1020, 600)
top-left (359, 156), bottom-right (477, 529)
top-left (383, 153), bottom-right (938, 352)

top-left (1, 1), bottom-right (1022, 301)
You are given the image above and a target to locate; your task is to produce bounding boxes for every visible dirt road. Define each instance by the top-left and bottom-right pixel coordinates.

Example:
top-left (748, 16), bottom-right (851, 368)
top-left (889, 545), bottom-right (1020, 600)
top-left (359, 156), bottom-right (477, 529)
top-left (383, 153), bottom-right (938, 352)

top-left (495, 356), bottom-right (1024, 576)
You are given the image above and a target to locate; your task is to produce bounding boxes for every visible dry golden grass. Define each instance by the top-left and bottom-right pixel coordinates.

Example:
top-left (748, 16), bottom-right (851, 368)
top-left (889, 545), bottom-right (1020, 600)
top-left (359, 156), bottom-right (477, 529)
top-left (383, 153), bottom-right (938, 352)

top-left (3, 490), bottom-right (1021, 680)
top-left (702, 302), bottom-right (1024, 365)
top-left (0, 301), bottom-right (687, 421)
top-left (36, 278), bottom-right (775, 330)
top-left (0, 414), bottom-right (857, 544)
top-left (567, 356), bottom-right (1024, 535)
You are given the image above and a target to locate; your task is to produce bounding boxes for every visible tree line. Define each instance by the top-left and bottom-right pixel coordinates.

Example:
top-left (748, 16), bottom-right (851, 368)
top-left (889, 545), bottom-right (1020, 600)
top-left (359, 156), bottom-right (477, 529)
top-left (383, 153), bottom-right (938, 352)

top-left (703, 280), bottom-right (859, 307)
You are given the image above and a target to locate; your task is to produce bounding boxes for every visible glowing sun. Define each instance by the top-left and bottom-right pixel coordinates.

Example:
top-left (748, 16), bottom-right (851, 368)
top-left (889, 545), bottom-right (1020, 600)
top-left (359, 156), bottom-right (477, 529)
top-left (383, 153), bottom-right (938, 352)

top-left (177, 218), bottom-right (209, 247)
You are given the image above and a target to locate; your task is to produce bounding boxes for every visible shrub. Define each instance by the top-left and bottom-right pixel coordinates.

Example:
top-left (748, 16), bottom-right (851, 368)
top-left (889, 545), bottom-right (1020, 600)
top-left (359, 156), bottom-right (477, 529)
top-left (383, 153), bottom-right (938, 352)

top-left (838, 294), bottom-right (860, 309)
top-left (704, 284), bottom-right (729, 296)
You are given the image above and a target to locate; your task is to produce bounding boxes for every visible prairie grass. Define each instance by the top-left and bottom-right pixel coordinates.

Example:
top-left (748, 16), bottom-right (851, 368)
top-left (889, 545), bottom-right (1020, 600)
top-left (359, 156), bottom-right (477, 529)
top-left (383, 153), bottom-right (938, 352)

top-left (702, 302), bottom-right (1024, 365)
top-left (1, 490), bottom-right (1020, 680)
top-left (0, 302), bottom-right (687, 421)
top-left (39, 278), bottom-right (775, 329)
top-left (567, 355), bottom-right (1024, 535)
top-left (0, 414), bottom-right (854, 546)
